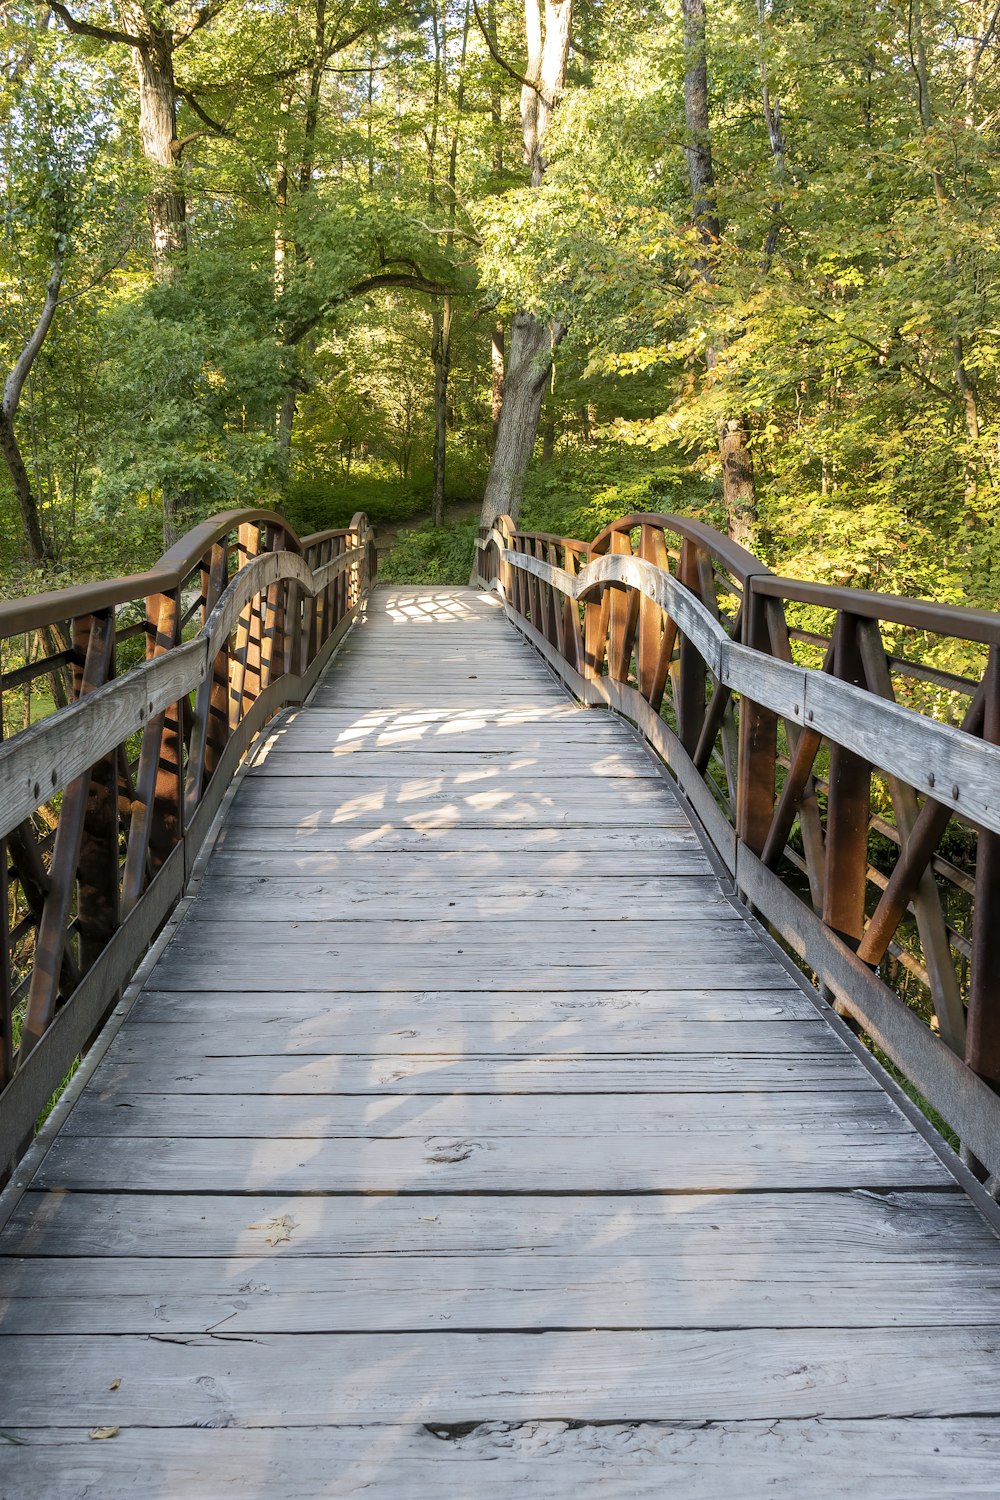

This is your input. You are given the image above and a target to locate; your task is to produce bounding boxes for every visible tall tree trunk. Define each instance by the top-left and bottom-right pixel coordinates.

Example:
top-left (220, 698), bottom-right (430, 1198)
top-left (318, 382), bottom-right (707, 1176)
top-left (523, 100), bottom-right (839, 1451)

top-left (429, 0), bottom-right (470, 526)
top-left (681, 0), bottom-right (756, 549)
top-left (481, 312), bottom-right (560, 525)
top-left (480, 0), bottom-right (572, 527)
top-left (119, 8), bottom-right (187, 281)
top-left (491, 321), bottom-right (505, 444)
top-left (431, 298), bottom-right (452, 526)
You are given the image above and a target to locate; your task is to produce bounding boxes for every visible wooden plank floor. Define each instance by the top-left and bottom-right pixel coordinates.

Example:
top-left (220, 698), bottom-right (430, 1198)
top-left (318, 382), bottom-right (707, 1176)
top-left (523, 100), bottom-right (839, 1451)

top-left (2, 583), bottom-right (1000, 1498)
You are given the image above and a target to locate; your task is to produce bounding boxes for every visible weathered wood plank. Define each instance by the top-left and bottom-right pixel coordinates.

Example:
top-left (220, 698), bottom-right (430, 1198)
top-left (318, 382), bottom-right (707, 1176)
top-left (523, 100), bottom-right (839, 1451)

top-left (129, 988), bottom-right (810, 1023)
top-left (107, 1015), bottom-right (830, 1054)
top-left (34, 1128), bottom-right (949, 1192)
top-left (0, 1327), bottom-right (997, 1424)
top-left (189, 876), bottom-right (734, 924)
top-left (91, 1053), bottom-right (867, 1096)
top-left (3, 1253), bottom-right (998, 1334)
top-left (4, 1418), bottom-right (1000, 1500)
top-left (203, 849), bottom-right (715, 879)
top-left (213, 825), bottom-right (703, 853)
top-left (64, 1089), bottom-right (894, 1140)
top-left (250, 753), bottom-right (661, 778)
top-left (5, 1189), bottom-right (992, 1260)
top-left (187, 878), bottom-right (737, 922)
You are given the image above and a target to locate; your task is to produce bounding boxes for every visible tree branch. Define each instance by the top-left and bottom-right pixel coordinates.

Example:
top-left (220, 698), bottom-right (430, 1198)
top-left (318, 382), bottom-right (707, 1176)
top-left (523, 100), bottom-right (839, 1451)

top-left (471, 0), bottom-right (551, 105)
top-left (48, 2), bottom-right (140, 49)
top-left (176, 87), bottom-right (232, 137)
top-left (3, 248), bottom-right (65, 420)
top-left (174, 0), bottom-right (231, 48)
top-left (284, 271), bottom-right (457, 346)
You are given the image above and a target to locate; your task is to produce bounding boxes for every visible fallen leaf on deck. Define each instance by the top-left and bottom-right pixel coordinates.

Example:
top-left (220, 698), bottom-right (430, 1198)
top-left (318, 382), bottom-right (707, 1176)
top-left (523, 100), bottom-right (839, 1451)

top-left (109, 1378), bottom-right (122, 1391)
top-left (88, 1427), bottom-right (119, 1441)
top-left (248, 1214), bottom-right (298, 1246)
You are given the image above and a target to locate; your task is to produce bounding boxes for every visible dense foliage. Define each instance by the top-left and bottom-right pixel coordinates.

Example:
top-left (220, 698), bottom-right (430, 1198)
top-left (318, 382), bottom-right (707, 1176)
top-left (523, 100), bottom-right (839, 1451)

top-left (2, 0), bottom-right (999, 608)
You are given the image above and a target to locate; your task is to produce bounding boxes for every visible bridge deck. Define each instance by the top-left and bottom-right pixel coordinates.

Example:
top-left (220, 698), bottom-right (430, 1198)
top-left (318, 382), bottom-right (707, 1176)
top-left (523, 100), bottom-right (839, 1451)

top-left (2, 585), bottom-right (1000, 1496)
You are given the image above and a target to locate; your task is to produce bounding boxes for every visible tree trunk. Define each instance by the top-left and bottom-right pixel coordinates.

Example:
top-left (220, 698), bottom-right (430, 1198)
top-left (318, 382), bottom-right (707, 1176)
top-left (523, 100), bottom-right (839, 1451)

top-left (480, 311), bottom-right (556, 526)
top-left (431, 298), bottom-right (452, 526)
top-left (119, 9), bottom-right (186, 280)
top-left (541, 410), bottom-right (556, 460)
top-left (681, 0), bottom-right (756, 546)
top-left (278, 387), bottom-right (297, 458)
top-left (0, 410), bottom-right (50, 567)
top-left (719, 417), bottom-right (755, 550)
top-left (491, 321), bottom-right (505, 443)
top-left (1, 250), bottom-right (63, 567)
top-left (480, 0), bottom-right (572, 527)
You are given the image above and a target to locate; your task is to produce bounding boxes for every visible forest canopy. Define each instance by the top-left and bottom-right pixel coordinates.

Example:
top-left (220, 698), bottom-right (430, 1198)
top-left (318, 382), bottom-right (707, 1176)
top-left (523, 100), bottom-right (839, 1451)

top-left (2, 0), bottom-right (999, 607)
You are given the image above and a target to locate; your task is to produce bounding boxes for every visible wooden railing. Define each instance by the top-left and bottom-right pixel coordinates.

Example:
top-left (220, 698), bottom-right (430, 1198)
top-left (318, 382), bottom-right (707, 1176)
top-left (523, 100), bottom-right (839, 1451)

top-left (0, 509), bottom-right (376, 1177)
top-left (476, 513), bottom-right (1000, 1185)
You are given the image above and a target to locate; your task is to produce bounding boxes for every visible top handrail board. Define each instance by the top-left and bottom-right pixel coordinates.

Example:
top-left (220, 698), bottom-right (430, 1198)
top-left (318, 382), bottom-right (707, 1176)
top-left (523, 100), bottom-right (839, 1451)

top-left (589, 511), bottom-right (773, 585)
top-left (505, 546), bottom-right (1000, 836)
top-left (0, 541), bottom-right (367, 839)
top-left (756, 573), bottom-right (1000, 648)
top-left (0, 508), bottom-right (359, 639)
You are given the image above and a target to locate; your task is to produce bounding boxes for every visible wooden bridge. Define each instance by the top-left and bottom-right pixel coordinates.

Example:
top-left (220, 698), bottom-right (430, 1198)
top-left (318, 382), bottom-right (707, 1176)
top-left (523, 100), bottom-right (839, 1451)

top-left (1, 510), bottom-right (1000, 1495)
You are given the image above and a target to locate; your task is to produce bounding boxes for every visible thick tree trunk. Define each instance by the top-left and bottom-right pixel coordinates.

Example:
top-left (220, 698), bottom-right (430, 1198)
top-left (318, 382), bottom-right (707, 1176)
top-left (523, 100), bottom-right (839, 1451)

top-left (480, 0), bottom-right (572, 527)
top-left (119, 9), bottom-right (186, 280)
top-left (719, 417), bottom-right (755, 550)
top-left (480, 311), bottom-right (556, 525)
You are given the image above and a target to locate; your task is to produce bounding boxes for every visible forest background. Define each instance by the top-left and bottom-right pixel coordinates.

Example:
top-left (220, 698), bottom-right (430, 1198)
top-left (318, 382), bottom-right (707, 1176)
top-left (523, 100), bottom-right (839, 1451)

top-left (3, 0), bottom-right (1000, 610)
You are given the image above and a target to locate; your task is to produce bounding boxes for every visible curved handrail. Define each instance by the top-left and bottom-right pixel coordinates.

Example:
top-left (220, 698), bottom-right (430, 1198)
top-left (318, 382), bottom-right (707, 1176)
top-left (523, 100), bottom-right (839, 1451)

top-left (0, 542), bottom-right (368, 837)
top-left (0, 506), bottom-right (372, 639)
top-left (589, 511), bottom-right (772, 586)
top-left (473, 507), bottom-right (1000, 1182)
top-left (0, 507), bottom-right (376, 1177)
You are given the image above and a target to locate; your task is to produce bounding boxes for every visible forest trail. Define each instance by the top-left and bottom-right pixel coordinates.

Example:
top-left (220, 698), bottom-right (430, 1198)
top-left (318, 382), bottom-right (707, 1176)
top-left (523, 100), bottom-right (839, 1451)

top-left (375, 497), bottom-right (482, 562)
top-left (1, 585), bottom-right (999, 1497)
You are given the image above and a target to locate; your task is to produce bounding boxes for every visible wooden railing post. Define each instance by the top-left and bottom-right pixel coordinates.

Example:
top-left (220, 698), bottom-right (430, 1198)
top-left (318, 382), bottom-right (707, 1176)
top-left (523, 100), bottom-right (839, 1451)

top-left (260, 525), bottom-right (286, 693)
top-left (230, 523), bottom-right (262, 729)
top-left (735, 583), bottom-right (778, 855)
top-left (20, 610), bottom-right (115, 1059)
top-left (967, 645), bottom-right (1000, 1084)
top-left (0, 724), bottom-right (10, 1092)
top-left (821, 612), bottom-right (871, 945)
top-left (677, 539), bottom-right (706, 753)
top-left (75, 609), bottom-right (120, 974)
top-left (608, 529), bottom-right (639, 684)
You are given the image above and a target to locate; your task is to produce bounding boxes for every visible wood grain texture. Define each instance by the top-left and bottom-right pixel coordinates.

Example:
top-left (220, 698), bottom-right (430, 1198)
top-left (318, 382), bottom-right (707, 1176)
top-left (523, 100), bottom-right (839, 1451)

top-left (2, 582), bottom-right (998, 1497)
top-left (1, 1327), bottom-right (999, 1423)
top-left (4, 1419), bottom-right (1000, 1500)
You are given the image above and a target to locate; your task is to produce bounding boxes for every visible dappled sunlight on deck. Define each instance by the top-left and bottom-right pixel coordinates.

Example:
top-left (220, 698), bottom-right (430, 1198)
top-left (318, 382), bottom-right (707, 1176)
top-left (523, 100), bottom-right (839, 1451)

top-left (3, 584), bottom-right (1000, 1497)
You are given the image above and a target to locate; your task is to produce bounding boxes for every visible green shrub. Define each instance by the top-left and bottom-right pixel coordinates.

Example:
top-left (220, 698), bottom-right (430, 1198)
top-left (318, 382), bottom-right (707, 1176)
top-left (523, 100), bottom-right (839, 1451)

top-left (283, 477), bottom-right (429, 537)
top-left (378, 520), bottom-right (479, 584)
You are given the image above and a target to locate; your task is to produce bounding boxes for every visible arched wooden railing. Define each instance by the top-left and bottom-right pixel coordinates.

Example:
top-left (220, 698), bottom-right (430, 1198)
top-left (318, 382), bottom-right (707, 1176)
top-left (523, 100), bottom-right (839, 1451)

top-left (0, 509), bottom-right (376, 1177)
top-left (476, 514), bottom-right (1000, 1185)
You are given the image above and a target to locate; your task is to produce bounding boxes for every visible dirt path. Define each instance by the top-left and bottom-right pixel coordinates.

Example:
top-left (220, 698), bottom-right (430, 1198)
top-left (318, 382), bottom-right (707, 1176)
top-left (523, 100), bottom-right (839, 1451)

top-left (376, 498), bottom-right (481, 558)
